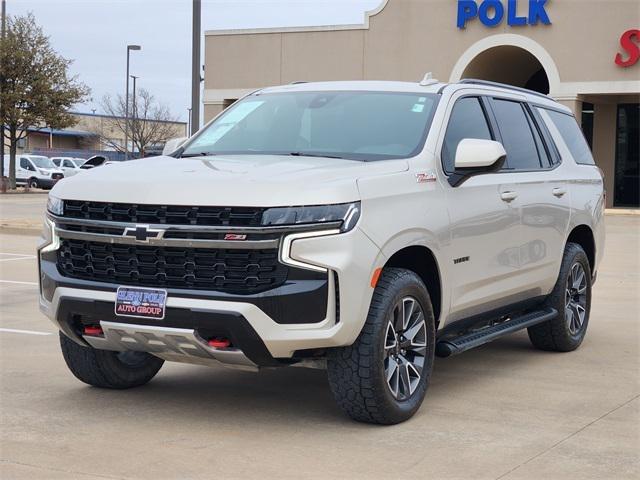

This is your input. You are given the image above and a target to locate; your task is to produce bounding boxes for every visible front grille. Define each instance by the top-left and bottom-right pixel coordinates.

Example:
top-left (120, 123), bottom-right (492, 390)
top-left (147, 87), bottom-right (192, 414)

top-left (57, 239), bottom-right (288, 294)
top-left (52, 173), bottom-right (64, 180)
top-left (63, 200), bottom-right (266, 227)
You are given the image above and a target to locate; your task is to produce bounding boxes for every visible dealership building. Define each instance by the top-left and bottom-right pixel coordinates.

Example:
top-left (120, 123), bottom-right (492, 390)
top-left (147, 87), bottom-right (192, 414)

top-left (203, 0), bottom-right (639, 208)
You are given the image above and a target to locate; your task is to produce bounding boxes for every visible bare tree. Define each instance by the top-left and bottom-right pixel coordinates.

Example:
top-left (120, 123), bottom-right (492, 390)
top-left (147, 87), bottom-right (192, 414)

top-left (95, 89), bottom-right (180, 157)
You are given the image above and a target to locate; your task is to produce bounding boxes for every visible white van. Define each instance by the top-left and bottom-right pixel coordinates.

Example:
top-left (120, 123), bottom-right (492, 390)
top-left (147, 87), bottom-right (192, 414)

top-left (8, 154), bottom-right (65, 189)
top-left (51, 157), bottom-right (84, 177)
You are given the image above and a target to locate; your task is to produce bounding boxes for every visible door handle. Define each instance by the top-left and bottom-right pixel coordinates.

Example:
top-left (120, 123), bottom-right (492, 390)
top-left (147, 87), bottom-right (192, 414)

top-left (500, 191), bottom-right (518, 202)
top-left (552, 187), bottom-right (567, 197)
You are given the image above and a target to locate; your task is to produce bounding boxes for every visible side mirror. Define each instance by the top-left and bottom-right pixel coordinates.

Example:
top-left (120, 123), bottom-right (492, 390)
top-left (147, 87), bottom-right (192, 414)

top-left (449, 139), bottom-right (507, 187)
top-left (162, 137), bottom-right (188, 156)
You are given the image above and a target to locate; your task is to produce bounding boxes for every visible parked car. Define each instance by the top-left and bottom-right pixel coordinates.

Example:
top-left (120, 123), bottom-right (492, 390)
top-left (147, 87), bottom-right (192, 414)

top-left (51, 157), bottom-right (83, 177)
top-left (4, 154), bottom-right (64, 189)
top-left (39, 78), bottom-right (605, 424)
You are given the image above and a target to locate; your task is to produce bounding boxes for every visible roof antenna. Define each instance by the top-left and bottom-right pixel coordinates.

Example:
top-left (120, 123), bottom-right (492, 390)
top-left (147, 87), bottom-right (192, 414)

top-left (419, 72), bottom-right (438, 86)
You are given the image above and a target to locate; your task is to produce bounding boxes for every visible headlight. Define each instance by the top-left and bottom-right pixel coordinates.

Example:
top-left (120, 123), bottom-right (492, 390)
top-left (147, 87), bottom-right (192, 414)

top-left (262, 202), bottom-right (360, 232)
top-left (47, 194), bottom-right (63, 216)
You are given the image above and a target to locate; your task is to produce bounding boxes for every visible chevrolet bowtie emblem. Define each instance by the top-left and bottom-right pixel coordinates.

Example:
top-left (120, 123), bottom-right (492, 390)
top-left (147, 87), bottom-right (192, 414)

top-left (123, 225), bottom-right (165, 242)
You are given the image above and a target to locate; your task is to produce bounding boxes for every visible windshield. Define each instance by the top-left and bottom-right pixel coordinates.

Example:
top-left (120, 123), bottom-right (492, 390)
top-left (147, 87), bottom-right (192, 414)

top-left (30, 156), bottom-right (55, 168)
top-left (181, 91), bottom-right (438, 161)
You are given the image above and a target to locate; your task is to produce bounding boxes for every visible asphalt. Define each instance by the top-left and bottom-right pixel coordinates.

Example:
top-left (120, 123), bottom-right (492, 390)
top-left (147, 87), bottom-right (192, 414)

top-left (0, 216), bottom-right (638, 480)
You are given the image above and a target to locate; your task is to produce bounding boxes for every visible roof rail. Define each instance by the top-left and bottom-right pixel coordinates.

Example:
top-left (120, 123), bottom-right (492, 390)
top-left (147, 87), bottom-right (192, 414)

top-left (457, 79), bottom-right (550, 100)
top-left (289, 81), bottom-right (308, 85)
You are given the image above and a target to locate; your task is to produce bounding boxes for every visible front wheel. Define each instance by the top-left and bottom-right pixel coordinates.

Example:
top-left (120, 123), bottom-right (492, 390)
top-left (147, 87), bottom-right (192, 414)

top-left (528, 242), bottom-right (592, 352)
top-left (327, 268), bottom-right (435, 424)
top-left (28, 178), bottom-right (39, 189)
top-left (60, 333), bottom-right (164, 389)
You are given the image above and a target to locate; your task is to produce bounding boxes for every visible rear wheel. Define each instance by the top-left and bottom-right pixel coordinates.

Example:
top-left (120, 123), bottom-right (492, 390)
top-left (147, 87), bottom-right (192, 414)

top-left (528, 243), bottom-right (592, 352)
top-left (60, 332), bottom-right (164, 389)
top-left (327, 268), bottom-right (435, 424)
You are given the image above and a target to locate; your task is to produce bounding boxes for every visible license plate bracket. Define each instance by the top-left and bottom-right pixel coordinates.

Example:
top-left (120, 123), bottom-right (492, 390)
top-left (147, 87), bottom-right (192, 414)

top-left (115, 286), bottom-right (167, 320)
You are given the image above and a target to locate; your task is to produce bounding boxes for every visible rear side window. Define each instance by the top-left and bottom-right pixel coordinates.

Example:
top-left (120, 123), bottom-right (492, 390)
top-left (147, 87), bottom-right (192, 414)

top-left (491, 99), bottom-right (542, 170)
top-left (442, 97), bottom-right (493, 173)
top-left (543, 109), bottom-right (595, 165)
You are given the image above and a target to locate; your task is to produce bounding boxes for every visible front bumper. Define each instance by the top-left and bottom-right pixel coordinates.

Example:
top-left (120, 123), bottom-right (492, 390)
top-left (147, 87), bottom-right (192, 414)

top-left (38, 221), bottom-right (383, 367)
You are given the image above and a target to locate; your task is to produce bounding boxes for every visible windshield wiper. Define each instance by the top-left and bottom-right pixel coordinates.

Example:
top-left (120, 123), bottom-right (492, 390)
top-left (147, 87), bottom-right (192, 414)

top-left (180, 152), bottom-right (218, 158)
top-left (284, 152), bottom-right (346, 159)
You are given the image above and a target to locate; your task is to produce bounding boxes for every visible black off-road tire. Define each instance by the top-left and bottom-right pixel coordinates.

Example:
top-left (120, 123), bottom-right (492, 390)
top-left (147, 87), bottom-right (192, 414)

top-left (528, 242), bottom-right (592, 352)
top-left (60, 333), bottom-right (164, 389)
top-left (327, 268), bottom-right (436, 425)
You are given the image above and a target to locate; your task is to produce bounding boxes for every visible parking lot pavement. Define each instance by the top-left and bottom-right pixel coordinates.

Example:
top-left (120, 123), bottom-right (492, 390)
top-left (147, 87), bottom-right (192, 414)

top-left (0, 218), bottom-right (638, 480)
top-left (0, 192), bottom-right (48, 222)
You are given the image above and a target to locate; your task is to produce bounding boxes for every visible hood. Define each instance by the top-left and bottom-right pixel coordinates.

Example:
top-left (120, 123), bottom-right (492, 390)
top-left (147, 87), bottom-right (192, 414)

top-left (52, 154), bottom-right (408, 207)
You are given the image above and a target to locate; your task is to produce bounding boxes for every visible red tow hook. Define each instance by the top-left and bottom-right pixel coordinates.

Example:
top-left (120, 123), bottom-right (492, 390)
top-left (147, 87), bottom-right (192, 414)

top-left (208, 337), bottom-right (231, 349)
top-left (83, 326), bottom-right (103, 336)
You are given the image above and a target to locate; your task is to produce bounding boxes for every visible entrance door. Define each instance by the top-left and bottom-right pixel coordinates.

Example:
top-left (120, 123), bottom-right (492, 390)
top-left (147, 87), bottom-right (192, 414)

top-left (614, 104), bottom-right (639, 207)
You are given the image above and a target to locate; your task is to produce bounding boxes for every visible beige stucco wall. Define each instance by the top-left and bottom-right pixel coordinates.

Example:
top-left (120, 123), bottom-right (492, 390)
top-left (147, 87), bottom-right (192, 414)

top-left (204, 0), bottom-right (640, 97)
top-left (202, 0), bottom-right (639, 208)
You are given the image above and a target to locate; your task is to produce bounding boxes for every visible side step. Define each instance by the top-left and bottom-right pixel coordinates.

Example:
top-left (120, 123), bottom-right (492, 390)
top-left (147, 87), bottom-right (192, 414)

top-left (436, 307), bottom-right (557, 358)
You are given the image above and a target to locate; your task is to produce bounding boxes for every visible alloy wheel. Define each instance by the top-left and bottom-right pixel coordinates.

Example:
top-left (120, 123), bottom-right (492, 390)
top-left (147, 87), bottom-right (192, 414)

top-left (384, 296), bottom-right (427, 401)
top-left (565, 262), bottom-right (588, 335)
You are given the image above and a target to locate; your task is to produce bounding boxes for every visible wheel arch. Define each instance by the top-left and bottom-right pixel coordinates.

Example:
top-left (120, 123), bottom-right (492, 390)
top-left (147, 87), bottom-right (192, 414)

top-left (566, 224), bottom-right (595, 274)
top-left (383, 245), bottom-right (442, 327)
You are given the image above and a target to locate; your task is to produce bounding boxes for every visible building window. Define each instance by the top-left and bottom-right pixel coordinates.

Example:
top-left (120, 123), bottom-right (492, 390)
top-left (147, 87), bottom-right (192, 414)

top-left (581, 102), bottom-right (594, 150)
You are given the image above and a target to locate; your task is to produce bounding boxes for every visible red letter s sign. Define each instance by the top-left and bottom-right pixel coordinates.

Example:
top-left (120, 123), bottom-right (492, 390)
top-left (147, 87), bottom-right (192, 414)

top-left (615, 29), bottom-right (640, 67)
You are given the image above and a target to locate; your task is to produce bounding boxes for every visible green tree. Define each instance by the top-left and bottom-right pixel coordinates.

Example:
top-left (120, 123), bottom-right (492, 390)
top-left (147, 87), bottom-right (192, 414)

top-left (0, 12), bottom-right (89, 189)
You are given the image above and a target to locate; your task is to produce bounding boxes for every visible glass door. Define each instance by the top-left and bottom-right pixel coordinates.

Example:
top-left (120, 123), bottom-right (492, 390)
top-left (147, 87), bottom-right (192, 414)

top-left (614, 104), bottom-right (639, 208)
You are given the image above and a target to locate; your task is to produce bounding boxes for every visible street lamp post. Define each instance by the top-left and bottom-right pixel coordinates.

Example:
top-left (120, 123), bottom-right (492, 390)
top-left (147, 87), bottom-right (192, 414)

top-left (1, 0), bottom-right (7, 182)
top-left (130, 75), bottom-right (138, 156)
top-left (191, 0), bottom-right (201, 136)
top-left (124, 44), bottom-right (141, 160)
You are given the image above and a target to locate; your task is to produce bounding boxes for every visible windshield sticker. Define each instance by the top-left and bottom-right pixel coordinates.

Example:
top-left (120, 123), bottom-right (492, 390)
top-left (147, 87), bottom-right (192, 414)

top-left (221, 100), bottom-right (264, 123)
top-left (412, 104), bottom-right (425, 113)
top-left (194, 123), bottom-right (234, 146)
top-left (418, 97), bottom-right (426, 103)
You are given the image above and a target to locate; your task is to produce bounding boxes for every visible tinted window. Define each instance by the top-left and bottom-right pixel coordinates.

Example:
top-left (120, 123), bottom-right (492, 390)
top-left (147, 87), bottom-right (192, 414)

top-left (527, 109), bottom-right (551, 167)
top-left (20, 158), bottom-right (30, 169)
top-left (442, 97), bottom-right (492, 173)
top-left (492, 99), bottom-right (542, 170)
top-left (63, 160), bottom-right (74, 168)
top-left (544, 109), bottom-right (595, 165)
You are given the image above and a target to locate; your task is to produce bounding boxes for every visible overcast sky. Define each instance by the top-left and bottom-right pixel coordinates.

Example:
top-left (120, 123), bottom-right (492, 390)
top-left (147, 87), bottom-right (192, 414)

top-left (7, 0), bottom-right (382, 123)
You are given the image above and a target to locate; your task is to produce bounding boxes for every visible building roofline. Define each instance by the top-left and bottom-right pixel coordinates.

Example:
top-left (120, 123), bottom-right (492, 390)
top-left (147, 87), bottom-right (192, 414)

top-left (204, 0), bottom-right (389, 36)
top-left (69, 111), bottom-right (187, 126)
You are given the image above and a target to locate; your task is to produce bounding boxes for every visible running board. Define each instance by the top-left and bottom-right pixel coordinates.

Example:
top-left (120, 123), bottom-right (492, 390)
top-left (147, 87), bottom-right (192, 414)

top-left (436, 307), bottom-right (557, 358)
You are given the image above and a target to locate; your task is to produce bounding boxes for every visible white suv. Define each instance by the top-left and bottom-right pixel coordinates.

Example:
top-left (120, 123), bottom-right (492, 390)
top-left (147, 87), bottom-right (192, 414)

top-left (51, 157), bottom-right (84, 177)
top-left (39, 79), bottom-right (605, 424)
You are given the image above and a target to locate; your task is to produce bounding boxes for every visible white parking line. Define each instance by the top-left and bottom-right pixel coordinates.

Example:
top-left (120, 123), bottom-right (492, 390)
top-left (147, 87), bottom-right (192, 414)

top-left (0, 279), bottom-right (39, 286)
top-left (0, 328), bottom-right (52, 336)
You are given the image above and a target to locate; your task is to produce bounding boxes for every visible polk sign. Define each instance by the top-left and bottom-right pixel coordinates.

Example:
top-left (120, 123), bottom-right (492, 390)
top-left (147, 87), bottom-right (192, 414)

top-left (457, 0), bottom-right (552, 29)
